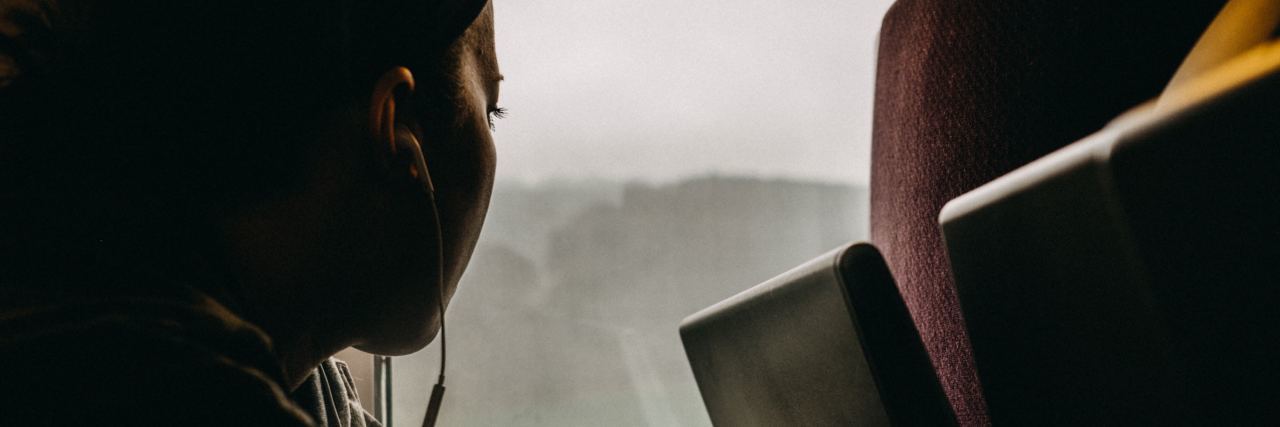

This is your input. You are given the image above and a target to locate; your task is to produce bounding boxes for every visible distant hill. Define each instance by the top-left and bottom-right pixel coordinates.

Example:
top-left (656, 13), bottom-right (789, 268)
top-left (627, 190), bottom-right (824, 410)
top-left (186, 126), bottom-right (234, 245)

top-left (477, 179), bottom-right (625, 266)
top-left (546, 175), bottom-right (867, 329)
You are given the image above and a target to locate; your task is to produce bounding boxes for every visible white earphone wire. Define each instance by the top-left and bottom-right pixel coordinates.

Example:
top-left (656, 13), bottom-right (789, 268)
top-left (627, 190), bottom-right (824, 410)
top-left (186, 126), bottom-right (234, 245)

top-left (396, 129), bottom-right (448, 427)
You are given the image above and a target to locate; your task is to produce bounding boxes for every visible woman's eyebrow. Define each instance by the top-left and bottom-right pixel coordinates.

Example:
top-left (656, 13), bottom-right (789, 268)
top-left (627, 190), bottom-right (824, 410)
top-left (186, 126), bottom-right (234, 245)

top-left (486, 72), bottom-right (504, 104)
top-left (483, 72), bottom-right (503, 127)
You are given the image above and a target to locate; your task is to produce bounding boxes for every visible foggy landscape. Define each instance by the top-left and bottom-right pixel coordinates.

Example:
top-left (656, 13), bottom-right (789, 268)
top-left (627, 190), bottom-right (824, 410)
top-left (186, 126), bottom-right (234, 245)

top-left (395, 175), bottom-right (868, 426)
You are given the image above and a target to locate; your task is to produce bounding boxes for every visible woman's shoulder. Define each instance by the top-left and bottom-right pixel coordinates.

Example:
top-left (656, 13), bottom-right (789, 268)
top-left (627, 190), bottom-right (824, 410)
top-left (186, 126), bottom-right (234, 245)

top-left (0, 285), bottom-right (315, 426)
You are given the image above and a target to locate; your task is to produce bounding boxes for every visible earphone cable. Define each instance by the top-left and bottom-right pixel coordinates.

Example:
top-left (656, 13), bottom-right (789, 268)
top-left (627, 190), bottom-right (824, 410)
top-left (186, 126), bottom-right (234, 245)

top-left (421, 176), bottom-right (448, 427)
top-left (428, 188), bottom-right (446, 382)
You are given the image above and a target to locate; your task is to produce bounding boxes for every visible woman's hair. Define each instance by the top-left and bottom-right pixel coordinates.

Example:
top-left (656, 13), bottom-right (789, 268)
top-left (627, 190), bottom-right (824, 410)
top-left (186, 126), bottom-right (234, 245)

top-left (0, 0), bottom-right (488, 286)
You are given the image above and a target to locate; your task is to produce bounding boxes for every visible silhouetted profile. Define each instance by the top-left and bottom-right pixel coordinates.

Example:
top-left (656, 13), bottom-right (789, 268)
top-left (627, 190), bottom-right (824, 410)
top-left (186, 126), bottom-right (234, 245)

top-left (0, 0), bottom-right (503, 425)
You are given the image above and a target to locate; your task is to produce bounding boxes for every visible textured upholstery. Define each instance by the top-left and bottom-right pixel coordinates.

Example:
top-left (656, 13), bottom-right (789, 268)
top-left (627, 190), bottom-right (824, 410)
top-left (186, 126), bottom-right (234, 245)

top-left (869, 1), bottom-right (1224, 424)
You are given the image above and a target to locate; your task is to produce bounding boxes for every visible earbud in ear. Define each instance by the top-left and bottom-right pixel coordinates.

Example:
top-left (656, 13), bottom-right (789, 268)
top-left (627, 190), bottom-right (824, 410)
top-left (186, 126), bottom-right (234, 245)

top-left (394, 126), bottom-right (435, 195)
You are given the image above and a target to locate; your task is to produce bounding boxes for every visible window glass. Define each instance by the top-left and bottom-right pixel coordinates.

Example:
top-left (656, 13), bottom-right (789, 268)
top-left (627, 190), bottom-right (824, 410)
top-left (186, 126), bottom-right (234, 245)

top-left (391, 0), bottom-right (894, 425)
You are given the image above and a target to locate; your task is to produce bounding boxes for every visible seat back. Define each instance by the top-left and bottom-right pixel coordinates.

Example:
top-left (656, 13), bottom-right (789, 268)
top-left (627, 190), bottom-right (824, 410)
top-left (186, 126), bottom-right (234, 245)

top-left (680, 243), bottom-right (955, 426)
top-left (870, 2), bottom-right (1224, 422)
top-left (940, 48), bottom-right (1280, 424)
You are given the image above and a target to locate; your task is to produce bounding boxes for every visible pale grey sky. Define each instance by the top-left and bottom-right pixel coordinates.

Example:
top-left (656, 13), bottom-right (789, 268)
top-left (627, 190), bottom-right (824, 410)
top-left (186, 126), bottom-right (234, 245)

top-left (491, 0), bottom-right (896, 186)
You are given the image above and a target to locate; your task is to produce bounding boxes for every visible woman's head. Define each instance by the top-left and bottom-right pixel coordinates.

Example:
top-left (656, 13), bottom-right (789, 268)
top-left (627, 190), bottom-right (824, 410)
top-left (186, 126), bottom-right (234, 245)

top-left (1, 0), bottom-right (501, 355)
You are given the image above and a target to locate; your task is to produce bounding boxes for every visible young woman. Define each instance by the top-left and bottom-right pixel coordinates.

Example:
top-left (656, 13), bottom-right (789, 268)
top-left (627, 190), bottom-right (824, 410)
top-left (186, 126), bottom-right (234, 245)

top-left (0, 0), bottom-right (502, 424)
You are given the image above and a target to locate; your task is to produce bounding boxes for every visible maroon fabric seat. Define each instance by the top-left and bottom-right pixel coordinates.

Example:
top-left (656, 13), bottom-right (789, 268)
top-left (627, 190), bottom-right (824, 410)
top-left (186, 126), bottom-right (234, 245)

top-left (869, 1), bottom-right (1224, 424)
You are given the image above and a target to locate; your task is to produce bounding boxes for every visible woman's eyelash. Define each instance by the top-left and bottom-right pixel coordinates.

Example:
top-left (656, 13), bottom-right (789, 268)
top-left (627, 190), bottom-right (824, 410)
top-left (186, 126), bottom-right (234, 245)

top-left (487, 107), bottom-right (509, 130)
top-left (491, 107), bottom-right (509, 119)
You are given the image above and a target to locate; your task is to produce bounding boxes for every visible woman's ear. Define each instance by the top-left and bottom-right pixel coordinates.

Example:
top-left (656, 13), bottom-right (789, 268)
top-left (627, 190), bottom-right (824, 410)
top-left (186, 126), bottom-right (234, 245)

top-left (369, 67), bottom-right (417, 157)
